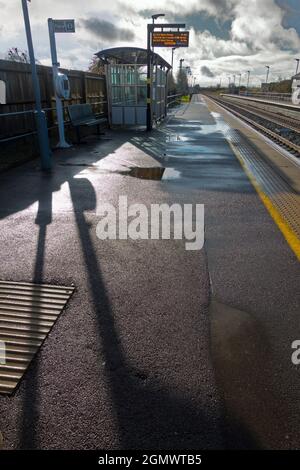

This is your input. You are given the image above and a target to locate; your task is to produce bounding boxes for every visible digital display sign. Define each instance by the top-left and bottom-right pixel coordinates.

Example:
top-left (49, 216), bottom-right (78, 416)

top-left (152, 31), bottom-right (189, 48)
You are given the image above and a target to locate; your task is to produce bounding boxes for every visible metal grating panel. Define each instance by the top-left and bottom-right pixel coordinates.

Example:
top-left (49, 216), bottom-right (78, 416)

top-left (0, 281), bottom-right (74, 395)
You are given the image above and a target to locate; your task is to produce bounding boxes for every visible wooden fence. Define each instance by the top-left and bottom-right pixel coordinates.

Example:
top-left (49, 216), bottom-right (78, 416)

top-left (0, 59), bottom-right (107, 141)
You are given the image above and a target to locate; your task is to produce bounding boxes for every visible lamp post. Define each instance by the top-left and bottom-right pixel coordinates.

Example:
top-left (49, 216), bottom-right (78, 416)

top-left (238, 73), bottom-right (241, 94)
top-left (265, 65), bottom-right (270, 86)
top-left (151, 13), bottom-right (165, 51)
top-left (152, 13), bottom-right (165, 23)
top-left (171, 47), bottom-right (177, 70)
top-left (147, 13), bottom-right (165, 131)
top-left (178, 59), bottom-right (184, 96)
top-left (21, 0), bottom-right (51, 170)
top-left (228, 76), bottom-right (230, 92)
top-left (246, 70), bottom-right (250, 90)
top-left (146, 23), bottom-right (152, 131)
top-left (295, 58), bottom-right (300, 76)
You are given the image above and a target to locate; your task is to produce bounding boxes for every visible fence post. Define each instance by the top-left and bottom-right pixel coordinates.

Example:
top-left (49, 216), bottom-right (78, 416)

top-left (82, 72), bottom-right (87, 104)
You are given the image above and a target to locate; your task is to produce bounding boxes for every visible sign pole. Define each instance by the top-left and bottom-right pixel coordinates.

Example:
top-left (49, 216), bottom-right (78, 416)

top-left (48, 18), bottom-right (71, 148)
top-left (21, 0), bottom-right (51, 171)
top-left (146, 22), bottom-right (188, 131)
top-left (146, 23), bottom-right (153, 131)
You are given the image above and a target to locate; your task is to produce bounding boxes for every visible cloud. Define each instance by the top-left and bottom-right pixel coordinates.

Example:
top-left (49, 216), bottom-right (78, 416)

top-left (80, 18), bottom-right (135, 42)
top-left (231, 0), bottom-right (300, 51)
top-left (138, 0), bottom-right (236, 21)
top-left (276, 0), bottom-right (300, 34)
top-left (200, 65), bottom-right (215, 77)
top-left (202, 0), bottom-right (235, 19)
top-left (0, 0), bottom-right (299, 85)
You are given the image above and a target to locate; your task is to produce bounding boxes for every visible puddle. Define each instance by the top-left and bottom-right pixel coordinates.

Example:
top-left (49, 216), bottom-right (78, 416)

top-left (61, 162), bottom-right (165, 180)
top-left (129, 167), bottom-right (165, 180)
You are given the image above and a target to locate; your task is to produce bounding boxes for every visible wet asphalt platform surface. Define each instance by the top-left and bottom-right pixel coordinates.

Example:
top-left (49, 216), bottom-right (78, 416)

top-left (0, 94), bottom-right (299, 449)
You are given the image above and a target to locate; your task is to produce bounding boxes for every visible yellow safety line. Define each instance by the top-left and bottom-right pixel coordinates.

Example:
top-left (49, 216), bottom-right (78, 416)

top-left (228, 140), bottom-right (300, 262)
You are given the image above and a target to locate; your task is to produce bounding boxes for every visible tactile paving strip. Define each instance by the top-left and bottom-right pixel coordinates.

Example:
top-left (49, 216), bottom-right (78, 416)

top-left (208, 107), bottom-right (300, 240)
top-left (225, 127), bottom-right (300, 240)
top-left (0, 281), bottom-right (74, 395)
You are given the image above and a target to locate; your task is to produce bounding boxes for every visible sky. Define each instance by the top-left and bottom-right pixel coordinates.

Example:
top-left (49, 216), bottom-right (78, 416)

top-left (0, 0), bottom-right (300, 86)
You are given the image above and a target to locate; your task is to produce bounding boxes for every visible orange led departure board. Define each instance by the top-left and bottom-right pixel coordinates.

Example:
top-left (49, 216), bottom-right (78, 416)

top-left (152, 31), bottom-right (189, 47)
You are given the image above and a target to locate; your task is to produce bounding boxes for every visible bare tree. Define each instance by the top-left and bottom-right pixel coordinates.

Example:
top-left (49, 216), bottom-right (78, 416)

top-left (5, 47), bottom-right (40, 64)
top-left (6, 48), bottom-right (29, 63)
top-left (88, 56), bottom-right (105, 74)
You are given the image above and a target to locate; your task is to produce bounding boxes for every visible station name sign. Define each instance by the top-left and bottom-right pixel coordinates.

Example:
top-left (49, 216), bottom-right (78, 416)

top-left (152, 31), bottom-right (189, 48)
top-left (53, 19), bottom-right (75, 33)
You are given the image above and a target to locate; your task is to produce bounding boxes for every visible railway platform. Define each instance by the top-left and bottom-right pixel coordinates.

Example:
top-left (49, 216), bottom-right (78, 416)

top-left (0, 94), bottom-right (299, 450)
top-left (222, 93), bottom-right (300, 111)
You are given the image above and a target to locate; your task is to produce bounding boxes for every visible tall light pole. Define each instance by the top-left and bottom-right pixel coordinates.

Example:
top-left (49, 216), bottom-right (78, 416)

top-left (177, 60), bottom-right (186, 95)
top-left (152, 13), bottom-right (165, 23)
top-left (228, 76), bottom-right (230, 92)
top-left (146, 23), bottom-right (152, 131)
top-left (147, 13), bottom-right (165, 131)
top-left (171, 47), bottom-right (177, 70)
top-left (21, 0), bottom-right (51, 170)
top-left (238, 73), bottom-right (241, 94)
top-left (246, 70), bottom-right (250, 90)
top-left (295, 58), bottom-right (300, 76)
top-left (265, 65), bottom-right (270, 85)
top-left (151, 13), bottom-right (165, 51)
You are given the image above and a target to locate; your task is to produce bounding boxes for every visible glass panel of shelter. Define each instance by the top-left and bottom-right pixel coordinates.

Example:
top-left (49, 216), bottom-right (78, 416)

top-left (110, 64), bottom-right (147, 107)
top-left (151, 63), bottom-right (167, 120)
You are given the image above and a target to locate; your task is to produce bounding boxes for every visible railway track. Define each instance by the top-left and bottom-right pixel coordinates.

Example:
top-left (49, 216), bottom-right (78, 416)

top-left (223, 97), bottom-right (300, 132)
top-left (207, 95), bottom-right (300, 158)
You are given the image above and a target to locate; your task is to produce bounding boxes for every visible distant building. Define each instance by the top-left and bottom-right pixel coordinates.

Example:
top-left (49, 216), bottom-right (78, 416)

top-left (262, 79), bottom-right (291, 93)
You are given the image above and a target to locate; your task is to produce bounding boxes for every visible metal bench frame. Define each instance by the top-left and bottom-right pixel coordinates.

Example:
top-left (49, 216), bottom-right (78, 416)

top-left (67, 103), bottom-right (107, 143)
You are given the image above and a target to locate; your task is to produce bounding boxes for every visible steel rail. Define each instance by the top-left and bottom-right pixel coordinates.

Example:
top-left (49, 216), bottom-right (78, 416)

top-left (209, 96), bottom-right (300, 156)
top-left (219, 97), bottom-right (300, 133)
